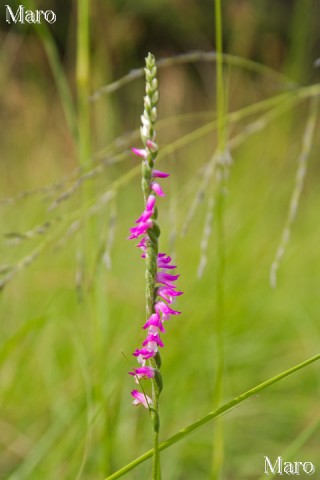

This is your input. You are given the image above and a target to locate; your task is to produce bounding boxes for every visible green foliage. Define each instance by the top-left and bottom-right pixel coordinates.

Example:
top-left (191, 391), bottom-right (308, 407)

top-left (1, 1), bottom-right (320, 479)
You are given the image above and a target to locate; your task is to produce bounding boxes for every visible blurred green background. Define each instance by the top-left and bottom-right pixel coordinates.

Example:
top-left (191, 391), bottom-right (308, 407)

top-left (1, 0), bottom-right (320, 479)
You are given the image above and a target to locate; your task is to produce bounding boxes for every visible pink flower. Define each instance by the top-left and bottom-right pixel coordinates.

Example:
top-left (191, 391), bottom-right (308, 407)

top-left (151, 182), bottom-right (165, 197)
top-left (133, 347), bottom-right (156, 363)
top-left (153, 170), bottom-right (170, 179)
top-left (143, 332), bottom-right (164, 348)
top-left (132, 141), bottom-right (157, 159)
top-left (157, 286), bottom-right (183, 303)
top-left (131, 389), bottom-right (153, 408)
top-left (145, 195), bottom-right (156, 211)
top-left (135, 195), bottom-right (155, 223)
top-left (156, 272), bottom-right (180, 288)
top-left (136, 237), bottom-right (147, 256)
top-left (135, 210), bottom-right (153, 224)
top-left (129, 218), bottom-right (153, 239)
top-left (155, 301), bottom-right (181, 316)
top-left (129, 366), bottom-right (155, 383)
top-left (129, 195), bottom-right (156, 239)
top-left (146, 139), bottom-right (158, 152)
top-left (147, 325), bottom-right (161, 335)
top-left (157, 254), bottom-right (176, 269)
top-left (132, 147), bottom-right (148, 158)
top-left (137, 236), bottom-right (147, 248)
top-left (143, 312), bottom-right (166, 333)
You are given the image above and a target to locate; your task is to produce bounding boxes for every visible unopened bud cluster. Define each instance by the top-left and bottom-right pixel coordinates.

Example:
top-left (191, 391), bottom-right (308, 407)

top-left (140, 57), bottom-right (159, 146)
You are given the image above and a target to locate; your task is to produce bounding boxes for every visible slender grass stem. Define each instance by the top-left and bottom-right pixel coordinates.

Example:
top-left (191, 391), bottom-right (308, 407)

top-left (90, 51), bottom-right (294, 102)
top-left (77, 0), bottom-right (91, 168)
top-left (212, 189), bottom-right (225, 480)
top-left (2, 91), bottom-right (309, 290)
top-left (212, 1), bottom-right (227, 478)
top-left (25, 0), bottom-right (77, 141)
top-left (215, 0), bottom-right (225, 155)
top-left (152, 411), bottom-right (160, 479)
top-left (270, 97), bottom-right (319, 287)
top-left (105, 353), bottom-right (320, 479)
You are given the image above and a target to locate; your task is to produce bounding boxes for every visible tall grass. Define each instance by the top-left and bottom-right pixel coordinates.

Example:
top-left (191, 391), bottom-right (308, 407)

top-left (1, 1), bottom-right (320, 479)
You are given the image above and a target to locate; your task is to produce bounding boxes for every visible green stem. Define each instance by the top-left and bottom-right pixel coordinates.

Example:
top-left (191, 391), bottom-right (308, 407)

top-left (212, 1), bottom-right (226, 478)
top-left (147, 214), bottom-right (160, 480)
top-left (105, 353), bottom-right (320, 479)
top-left (90, 51), bottom-right (293, 102)
top-left (26, 0), bottom-right (77, 141)
top-left (152, 407), bottom-right (160, 480)
top-left (77, 0), bottom-right (91, 168)
top-left (215, 0), bottom-right (225, 153)
top-left (140, 54), bottom-right (162, 479)
top-left (212, 190), bottom-right (225, 480)
top-left (76, 0), bottom-right (92, 286)
top-left (146, 177), bottom-right (161, 480)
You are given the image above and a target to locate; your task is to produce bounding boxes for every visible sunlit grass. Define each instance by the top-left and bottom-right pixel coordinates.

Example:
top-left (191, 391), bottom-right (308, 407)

top-left (1, 9), bottom-right (320, 478)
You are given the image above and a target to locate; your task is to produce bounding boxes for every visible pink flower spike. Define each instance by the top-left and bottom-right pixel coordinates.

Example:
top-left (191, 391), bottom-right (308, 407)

top-left (143, 332), bottom-right (164, 348)
top-left (155, 301), bottom-right (181, 316)
top-left (143, 313), bottom-right (166, 333)
top-left (132, 147), bottom-right (147, 158)
top-left (131, 389), bottom-right (153, 408)
top-left (152, 170), bottom-right (170, 179)
top-left (151, 182), bottom-right (165, 197)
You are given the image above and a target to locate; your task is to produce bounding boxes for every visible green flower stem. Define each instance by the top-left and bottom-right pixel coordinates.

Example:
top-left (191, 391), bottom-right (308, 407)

top-left (105, 353), bottom-right (320, 479)
top-left (140, 53), bottom-right (161, 479)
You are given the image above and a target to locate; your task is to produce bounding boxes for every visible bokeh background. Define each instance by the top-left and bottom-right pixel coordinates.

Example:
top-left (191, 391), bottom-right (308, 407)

top-left (1, 1), bottom-right (320, 479)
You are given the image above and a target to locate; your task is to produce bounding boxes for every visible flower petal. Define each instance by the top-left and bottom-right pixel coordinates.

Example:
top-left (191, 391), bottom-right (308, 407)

top-left (131, 389), bottom-right (153, 408)
top-left (146, 139), bottom-right (158, 152)
top-left (129, 366), bottom-right (155, 380)
top-left (143, 332), bottom-right (164, 348)
top-left (151, 182), bottom-right (165, 197)
top-left (155, 301), bottom-right (181, 316)
top-left (133, 347), bottom-right (156, 360)
top-left (129, 219), bottom-right (153, 239)
top-left (146, 195), bottom-right (156, 211)
top-left (152, 170), bottom-right (170, 179)
top-left (143, 312), bottom-right (166, 333)
top-left (132, 147), bottom-right (147, 158)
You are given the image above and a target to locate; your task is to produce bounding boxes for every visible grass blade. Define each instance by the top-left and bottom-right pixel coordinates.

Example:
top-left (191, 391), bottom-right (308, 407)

top-left (105, 353), bottom-right (320, 479)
